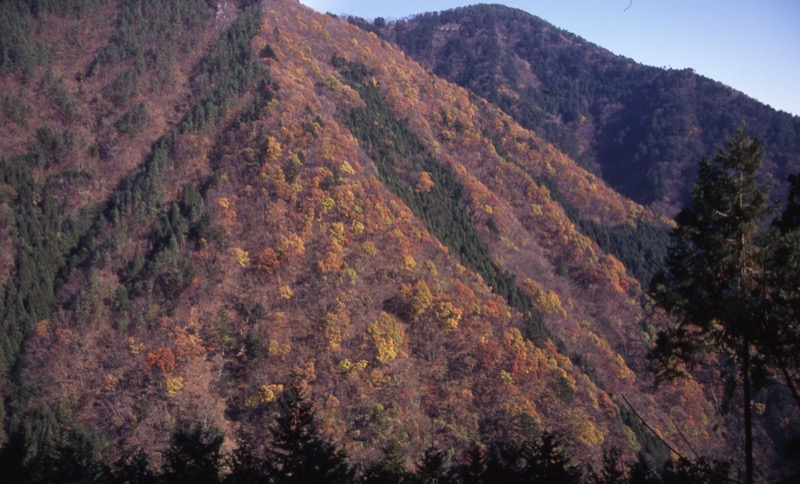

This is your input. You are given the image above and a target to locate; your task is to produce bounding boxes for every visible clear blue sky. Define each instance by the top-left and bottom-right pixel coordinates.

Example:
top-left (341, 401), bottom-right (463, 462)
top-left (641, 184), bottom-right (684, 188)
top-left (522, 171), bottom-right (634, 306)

top-left (299, 0), bottom-right (800, 117)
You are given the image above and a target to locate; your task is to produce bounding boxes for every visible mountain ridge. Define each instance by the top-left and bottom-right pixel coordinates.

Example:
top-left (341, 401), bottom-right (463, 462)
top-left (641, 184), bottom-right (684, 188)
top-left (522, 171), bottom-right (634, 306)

top-left (359, 3), bottom-right (800, 216)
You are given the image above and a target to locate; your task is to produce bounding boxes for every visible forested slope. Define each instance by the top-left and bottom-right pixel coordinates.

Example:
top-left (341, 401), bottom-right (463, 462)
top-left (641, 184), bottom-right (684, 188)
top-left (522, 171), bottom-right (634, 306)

top-left (362, 4), bottom-right (800, 216)
top-left (0, 0), bottom-right (793, 481)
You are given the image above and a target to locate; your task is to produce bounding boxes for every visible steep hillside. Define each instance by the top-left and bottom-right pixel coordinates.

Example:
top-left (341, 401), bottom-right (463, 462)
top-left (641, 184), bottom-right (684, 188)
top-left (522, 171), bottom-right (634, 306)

top-left (1, 0), bottom-right (791, 481)
top-left (362, 4), bottom-right (800, 216)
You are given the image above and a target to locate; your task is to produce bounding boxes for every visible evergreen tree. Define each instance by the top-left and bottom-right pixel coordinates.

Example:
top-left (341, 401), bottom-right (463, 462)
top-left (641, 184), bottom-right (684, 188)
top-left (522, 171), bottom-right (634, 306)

top-left (479, 442), bottom-right (524, 484)
top-left (412, 445), bottom-right (450, 484)
top-left (649, 127), bottom-right (768, 484)
top-left (107, 449), bottom-right (159, 484)
top-left (362, 441), bottom-right (412, 484)
top-left (452, 444), bottom-right (485, 484)
top-left (223, 439), bottom-right (275, 484)
top-left (519, 432), bottom-right (582, 484)
top-left (468, 433), bottom-right (581, 484)
top-left (591, 447), bottom-right (626, 484)
top-left (627, 452), bottom-right (659, 484)
top-left (0, 401), bottom-right (107, 483)
top-left (128, 246), bottom-right (145, 278)
top-left (269, 385), bottom-right (354, 484)
top-left (765, 173), bottom-right (800, 410)
top-left (776, 174), bottom-right (800, 231)
top-left (661, 456), bottom-right (732, 484)
top-left (161, 425), bottom-right (224, 484)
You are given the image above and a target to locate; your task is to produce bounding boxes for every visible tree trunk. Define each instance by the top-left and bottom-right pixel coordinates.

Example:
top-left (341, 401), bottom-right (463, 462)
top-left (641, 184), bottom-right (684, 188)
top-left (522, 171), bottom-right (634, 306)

top-left (743, 335), bottom-right (754, 484)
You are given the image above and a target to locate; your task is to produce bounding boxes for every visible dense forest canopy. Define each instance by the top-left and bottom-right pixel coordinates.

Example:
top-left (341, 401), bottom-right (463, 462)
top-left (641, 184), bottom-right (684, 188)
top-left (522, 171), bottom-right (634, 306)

top-left (0, 1), bottom-right (797, 482)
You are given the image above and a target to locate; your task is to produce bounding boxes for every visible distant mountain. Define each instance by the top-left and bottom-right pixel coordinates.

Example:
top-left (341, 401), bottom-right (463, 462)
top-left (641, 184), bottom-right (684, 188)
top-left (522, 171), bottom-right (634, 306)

top-left (0, 0), bottom-right (796, 481)
top-left (359, 4), bottom-right (800, 215)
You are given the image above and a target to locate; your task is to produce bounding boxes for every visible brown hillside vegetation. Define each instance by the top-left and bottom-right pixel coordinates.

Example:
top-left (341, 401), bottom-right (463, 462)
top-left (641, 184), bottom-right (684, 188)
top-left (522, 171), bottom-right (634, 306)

top-left (3, 0), bottom-right (792, 480)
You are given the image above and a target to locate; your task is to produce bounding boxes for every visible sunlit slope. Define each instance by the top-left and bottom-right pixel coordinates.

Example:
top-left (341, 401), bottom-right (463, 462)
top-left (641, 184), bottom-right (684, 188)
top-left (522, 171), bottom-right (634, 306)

top-left (0, 0), bottom-right (738, 471)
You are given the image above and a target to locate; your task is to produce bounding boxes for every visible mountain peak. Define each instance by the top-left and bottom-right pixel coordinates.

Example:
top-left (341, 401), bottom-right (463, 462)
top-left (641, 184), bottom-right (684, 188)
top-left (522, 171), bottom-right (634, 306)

top-left (369, 4), bottom-right (800, 216)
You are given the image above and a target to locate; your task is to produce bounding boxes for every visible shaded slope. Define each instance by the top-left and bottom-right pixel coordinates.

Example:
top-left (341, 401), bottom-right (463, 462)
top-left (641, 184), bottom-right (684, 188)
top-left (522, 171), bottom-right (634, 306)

top-left (364, 4), bottom-right (800, 216)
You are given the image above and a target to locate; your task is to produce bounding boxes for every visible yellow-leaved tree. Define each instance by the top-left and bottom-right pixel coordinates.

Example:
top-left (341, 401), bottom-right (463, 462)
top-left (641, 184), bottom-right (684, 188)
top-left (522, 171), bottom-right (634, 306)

top-left (368, 312), bottom-right (404, 363)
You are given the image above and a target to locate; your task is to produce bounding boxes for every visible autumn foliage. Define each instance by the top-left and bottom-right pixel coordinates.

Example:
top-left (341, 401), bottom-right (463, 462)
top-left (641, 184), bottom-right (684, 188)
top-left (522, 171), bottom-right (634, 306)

top-left (147, 347), bottom-right (176, 374)
top-left (0, 0), bottom-right (761, 481)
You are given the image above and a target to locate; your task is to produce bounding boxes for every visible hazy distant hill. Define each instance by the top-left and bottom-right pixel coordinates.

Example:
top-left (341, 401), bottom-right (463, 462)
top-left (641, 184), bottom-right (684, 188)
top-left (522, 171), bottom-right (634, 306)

top-left (0, 0), bottom-right (796, 481)
top-left (359, 4), bottom-right (800, 215)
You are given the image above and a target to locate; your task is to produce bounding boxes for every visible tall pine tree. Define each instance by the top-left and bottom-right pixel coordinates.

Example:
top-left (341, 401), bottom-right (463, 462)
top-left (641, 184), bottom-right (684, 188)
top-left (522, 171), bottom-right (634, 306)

top-left (649, 127), bottom-right (768, 484)
top-left (767, 173), bottom-right (800, 409)
top-left (269, 385), bottom-right (354, 484)
top-left (161, 425), bottom-right (224, 484)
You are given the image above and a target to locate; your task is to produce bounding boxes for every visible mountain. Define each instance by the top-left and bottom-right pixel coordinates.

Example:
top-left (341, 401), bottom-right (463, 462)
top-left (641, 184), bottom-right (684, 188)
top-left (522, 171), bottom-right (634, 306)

top-left (0, 0), bottom-right (796, 481)
top-left (358, 4), bottom-right (800, 216)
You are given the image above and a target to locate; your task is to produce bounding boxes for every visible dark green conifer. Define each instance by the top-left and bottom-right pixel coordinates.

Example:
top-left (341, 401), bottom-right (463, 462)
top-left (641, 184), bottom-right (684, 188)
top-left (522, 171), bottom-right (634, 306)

top-left (412, 445), bottom-right (450, 484)
top-left (363, 441), bottom-right (411, 484)
top-left (269, 385), bottom-right (354, 484)
top-left (650, 127), bottom-right (768, 484)
top-left (161, 425), bottom-right (224, 484)
top-left (107, 449), bottom-right (159, 484)
top-left (628, 452), bottom-right (659, 484)
top-left (591, 447), bottom-right (626, 484)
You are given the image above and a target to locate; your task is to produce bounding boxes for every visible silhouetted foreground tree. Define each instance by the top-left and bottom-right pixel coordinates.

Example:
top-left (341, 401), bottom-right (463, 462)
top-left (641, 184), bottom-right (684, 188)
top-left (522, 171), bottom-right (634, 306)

top-left (650, 127), bottom-right (800, 483)
top-left (650, 127), bottom-right (767, 483)
top-left (0, 385), bottom-right (744, 483)
top-left (268, 385), bottom-right (355, 483)
top-left (767, 173), bottom-right (800, 410)
top-left (161, 425), bottom-right (224, 483)
top-left (362, 441), bottom-right (412, 484)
